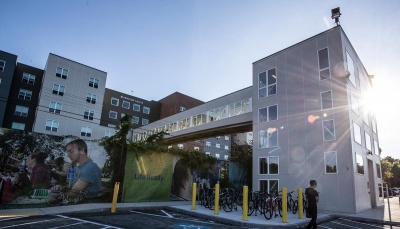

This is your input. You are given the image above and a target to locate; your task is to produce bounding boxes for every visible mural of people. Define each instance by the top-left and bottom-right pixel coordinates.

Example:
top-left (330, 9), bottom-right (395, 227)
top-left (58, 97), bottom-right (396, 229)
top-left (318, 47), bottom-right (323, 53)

top-left (171, 159), bottom-right (192, 200)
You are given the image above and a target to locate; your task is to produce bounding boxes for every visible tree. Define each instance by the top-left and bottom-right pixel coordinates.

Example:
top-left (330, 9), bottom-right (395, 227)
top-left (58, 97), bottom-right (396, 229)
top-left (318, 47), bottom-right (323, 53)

top-left (381, 156), bottom-right (400, 187)
top-left (230, 142), bottom-right (253, 190)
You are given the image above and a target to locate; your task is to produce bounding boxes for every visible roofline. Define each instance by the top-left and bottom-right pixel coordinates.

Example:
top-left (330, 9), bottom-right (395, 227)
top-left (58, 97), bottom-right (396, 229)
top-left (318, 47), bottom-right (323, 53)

top-left (49, 53), bottom-right (107, 74)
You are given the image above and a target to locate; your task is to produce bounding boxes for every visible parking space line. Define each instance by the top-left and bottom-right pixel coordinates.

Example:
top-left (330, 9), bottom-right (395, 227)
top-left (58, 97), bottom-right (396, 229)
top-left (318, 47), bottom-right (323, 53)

top-left (160, 210), bottom-right (174, 218)
top-left (0, 216), bottom-right (29, 222)
top-left (0, 218), bottom-right (59, 228)
top-left (319, 225), bottom-right (333, 229)
top-left (331, 221), bottom-right (362, 228)
top-left (56, 215), bottom-right (122, 229)
top-left (48, 221), bottom-right (85, 228)
top-left (129, 210), bottom-right (217, 225)
top-left (340, 218), bottom-right (382, 228)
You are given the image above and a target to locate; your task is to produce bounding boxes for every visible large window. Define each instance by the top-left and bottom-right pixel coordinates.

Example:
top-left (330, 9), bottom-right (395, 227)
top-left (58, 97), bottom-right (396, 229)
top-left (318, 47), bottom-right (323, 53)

top-left (89, 77), bottom-right (99, 88)
top-left (346, 51), bottom-right (356, 87)
top-left (105, 130), bottom-right (115, 138)
top-left (323, 120), bottom-right (335, 141)
top-left (133, 104), bottom-right (140, 111)
top-left (321, 91), bottom-right (332, 109)
top-left (122, 101), bottom-right (130, 109)
top-left (14, 105), bottom-right (28, 117)
top-left (81, 127), bottom-right (92, 137)
top-left (259, 68), bottom-right (277, 99)
top-left (86, 93), bottom-right (96, 104)
top-left (318, 48), bottom-right (330, 80)
top-left (132, 116), bottom-right (139, 124)
top-left (142, 118), bottom-right (149, 125)
top-left (374, 140), bottom-right (379, 155)
top-left (11, 122), bottom-right (25, 130)
top-left (356, 153), bottom-right (364, 174)
top-left (18, 89), bottom-right (32, 100)
top-left (260, 179), bottom-right (279, 194)
top-left (84, 109), bottom-right (94, 120)
top-left (351, 94), bottom-right (359, 114)
top-left (52, 84), bottom-right (65, 96)
top-left (206, 141), bottom-right (211, 148)
top-left (56, 67), bottom-right (68, 79)
top-left (0, 60), bottom-right (5, 71)
top-left (376, 163), bottom-right (381, 178)
top-left (259, 105), bottom-right (278, 123)
top-left (111, 98), bottom-right (119, 106)
top-left (109, 111), bottom-right (117, 119)
top-left (324, 151), bottom-right (337, 173)
top-left (143, 106), bottom-right (150, 114)
top-left (259, 128), bottom-right (278, 148)
top-left (365, 132), bottom-right (372, 151)
top-left (259, 156), bottom-right (279, 174)
top-left (46, 120), bottom-right (59, 132)
top-left (372, 118), bottom-right (377, 133)
top-left (22, 73), bottom-right (36, 85)
top-left (363, 109), bottom-right (369, 126)
top-left (49, 102), bottom-right (62, 114)
top-left (353, 123), bottom-right (362, 145)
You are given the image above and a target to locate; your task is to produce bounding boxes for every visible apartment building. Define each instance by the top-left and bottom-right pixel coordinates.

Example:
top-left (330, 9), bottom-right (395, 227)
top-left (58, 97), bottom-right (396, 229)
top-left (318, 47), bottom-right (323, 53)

top-left (0, 50), bottom-right (17, 127)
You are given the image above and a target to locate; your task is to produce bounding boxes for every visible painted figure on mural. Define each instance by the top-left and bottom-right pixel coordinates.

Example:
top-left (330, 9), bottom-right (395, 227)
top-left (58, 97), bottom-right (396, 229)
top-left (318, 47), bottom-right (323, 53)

top-left (171, 158), bottom-right (192, 200)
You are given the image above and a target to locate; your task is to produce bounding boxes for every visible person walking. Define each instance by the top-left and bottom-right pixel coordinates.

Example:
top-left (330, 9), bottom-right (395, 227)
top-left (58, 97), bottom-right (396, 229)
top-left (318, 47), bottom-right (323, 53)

top-left (306, 180), bottom-right (319, 229)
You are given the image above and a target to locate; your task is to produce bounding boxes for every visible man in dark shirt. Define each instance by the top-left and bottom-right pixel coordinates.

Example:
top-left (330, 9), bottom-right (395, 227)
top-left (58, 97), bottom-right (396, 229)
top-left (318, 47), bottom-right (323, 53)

top-left (306, 180), bottom-right (319, 229)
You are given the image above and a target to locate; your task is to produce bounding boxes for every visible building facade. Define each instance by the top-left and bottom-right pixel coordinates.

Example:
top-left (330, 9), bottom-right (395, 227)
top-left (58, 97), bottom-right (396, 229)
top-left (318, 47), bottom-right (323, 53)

top-left (252, 26), bottom-right (381, 213)
top-left (0, 50), bottom-right (17, 127)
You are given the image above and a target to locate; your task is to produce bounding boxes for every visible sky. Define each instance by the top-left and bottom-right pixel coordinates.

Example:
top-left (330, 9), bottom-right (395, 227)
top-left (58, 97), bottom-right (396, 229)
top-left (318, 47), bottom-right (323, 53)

top-left (1, 0), bottom-right (399, 159)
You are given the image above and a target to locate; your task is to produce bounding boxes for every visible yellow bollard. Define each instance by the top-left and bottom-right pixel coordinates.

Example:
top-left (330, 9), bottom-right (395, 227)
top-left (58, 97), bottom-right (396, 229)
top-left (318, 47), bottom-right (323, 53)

top-left (214, 184), bottom-right (220, 215)
top-left (191, 183), bottom-right (197, 210)
top-left (282, 188), bottom-right (288, 223)
top-left (298, 188), bottom-right (303, 219)
top-left (111, 182), bottom-right (120, 213)
top-left (242, 186), bottom-right (248, 221)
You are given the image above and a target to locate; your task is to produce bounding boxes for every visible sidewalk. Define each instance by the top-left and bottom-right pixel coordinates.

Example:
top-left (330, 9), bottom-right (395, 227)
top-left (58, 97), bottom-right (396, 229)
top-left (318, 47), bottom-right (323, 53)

top-left (0, 197), bottom-right (399, 228)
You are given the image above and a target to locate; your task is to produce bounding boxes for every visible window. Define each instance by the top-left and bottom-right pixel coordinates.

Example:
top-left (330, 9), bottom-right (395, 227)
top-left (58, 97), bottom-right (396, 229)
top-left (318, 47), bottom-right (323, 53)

top-left (374, 140), bottom-right (379, 155)
top-left (365, 132), bottom-right (372, 151)
top-left (109, 111), bottom-right (117, 119)
top-left (215, 154), bottom-right (220, 159)
top-left (84, 109), bottom-right (94, 120)
top-left (346, 51), bottom-right (356, 87)
top-left (178, 144), bottom-right (183, 149)
top-left (49, 102), bottom-right (62, 114)
top-left (194, 147), bottom-right (199, 151)
top-left (323, 120), bottom-right (335, 141)
top-left (216, 136), bottom-right (220, 140)
top-left (108, 124), bottom-right (116, 128)
top-left (205, 152), bottom-right (211, 155)
top-left (224, 155), bottom-right (229, 160)
top-left (376, 163), bottom-right (381, 178)
top-left (133, 104), bottom-right (140, 111)
top-left (11, 122), bottom-right (25, 130)
top-left (259, 68), bottom-right (277, 99)
top-left (351, 94), bottom-right (359, 114)
top-left (89, 77), bottom-right (99, 88)
top-left (22, 73), bottom-right (36, 85)
top-left (206, 141), bottom-right (211, 148)
top-left (353, 123), bottom-right (362, 145)
top-left (259, 128), bottom-right (278, 148)
top-left (86, 93), bottom-right (96, 104)
top-left (105, 130), bottom-right (115, 137)
top-left (46, 120), bottom-right (59, 132)
top-left (259, 156), bottom-right (279, 174)
top-left (216, 143), bottom-right (220, 148)
top-left (56, 67), bottom-right (68, 79)
top-left (142, 118), bottom-right (149, 125)
top-left (324, 151), bottom-right (337, 173)
top-left (0, 60), bottom-right (5, 71)
top-left (132, 116), bottom-right (139, 124)
top-left (111, 98), bottom-right (119, 106)
top-left (52, 84), bottom-right (65, 96)
top-left (14, 105), bottom-right (29, 117)
top-left (372, 118), bottom-right (377, 133)
top-left (121, 113), bottom-right (125, 118)
top-left (143, 106), bottom-right (150, 114)
top-left (363, 109), bottom-right (369, 126)
top-left (224, 145), bottom-right (229, 151)
top-left (321, 91), bottom-right (332, 109)
top-left (122, 101), bottom-right (130, 109)
top-left (259, 105), bottom-right (278, 123)
top-left (18, 89), bottom-right (32, 100)
top-left (81, 127), bottom-right (92, 137)
top-left (225, 136), bottom-right (229, 141)
top-left (318, 48), bottom-right (330, 80)
top-left (356, 153), bottom-right (364, 174)
top-left (180, 106), bottom-right (186, 112)
top-left (260, 179), bottom-right (279, 194)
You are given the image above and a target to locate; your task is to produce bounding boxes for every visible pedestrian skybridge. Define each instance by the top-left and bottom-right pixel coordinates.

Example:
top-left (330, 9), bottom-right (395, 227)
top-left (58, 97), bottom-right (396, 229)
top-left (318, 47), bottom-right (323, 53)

top-left (131, 87), bottom-right (253, 144)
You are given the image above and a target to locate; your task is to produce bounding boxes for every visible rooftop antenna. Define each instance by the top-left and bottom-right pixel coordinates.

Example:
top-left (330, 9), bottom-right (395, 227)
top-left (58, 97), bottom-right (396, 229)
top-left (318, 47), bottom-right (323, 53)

top-left (331, 7), bottom-right (341, 26)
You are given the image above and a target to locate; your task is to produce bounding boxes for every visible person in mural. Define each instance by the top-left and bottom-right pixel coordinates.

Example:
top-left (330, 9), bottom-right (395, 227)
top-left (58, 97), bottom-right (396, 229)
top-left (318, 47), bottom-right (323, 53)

top-left (171, 159), bottom-right (192, 200)
top-left (48, 139), bottom-right (101, 203)
top-left (14, 152), bottom-right (51, 190)
top-left (51, 156), bottom-right (71, 186)
top-left (305, 180), bottom-right (319, 229)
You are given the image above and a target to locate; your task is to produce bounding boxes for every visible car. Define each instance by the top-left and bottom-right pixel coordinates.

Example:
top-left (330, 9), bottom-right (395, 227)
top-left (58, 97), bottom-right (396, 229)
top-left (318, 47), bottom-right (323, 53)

top-left (382, 188), bottom-right (393, 198)
top-left (392, 188), bottom-right (400, 196)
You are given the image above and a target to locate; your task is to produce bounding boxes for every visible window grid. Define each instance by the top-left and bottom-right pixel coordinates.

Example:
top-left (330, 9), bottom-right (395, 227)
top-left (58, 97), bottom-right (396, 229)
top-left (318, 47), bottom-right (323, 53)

top-left (18, 89), bottom-right (32, 101)
top-left (259, 68), bottom-right (277, 99)
top-left (142, 118), bottom-right (149, 125)
top-left (56, 67), bottom-right (68, 79)
top-left (11, 122), bottom-right (25, 130)
top-left (45, 120), bottom-right (59, 132)
top-left (111, 98), bottom-right (119, 106)
top-left (49, 102), bottom-right (62, 114)
top-left (109, 111), bottom-right (117, 119)
top-left (259, 156), bottom-right (279, 175)
top-left (81, 126), bottom-right (92, 137)
top-left (133, 104), bottom-right (140, 112)
top-left (84, 109), bottom-right (94, 120)
top-left (259, 129), bottom-right (278, 148)
top-left (22, 73), bottom-right (36, 85)
top-left (89, 77), bottom-right (99, 88)
top-left (323, 120), bottom-right (335, 141)
top-left (321, 91), bottom-right (333, 109)
top-left (318, 47), bottom-right (330, 80)
top-left (259, 104), bottom-right (278, 123)
top-left (86, 93), bottom-right (97, 104)
top-left (324, 151), bottom-right (337, 174)
top-left (52, 84), bottom-right (65, 96)
top-left (122, 101), bottom-right (130, 109)
top-left (143, 106), bottom-right (150, 114)
top-left (132, 116), bottom-right (139, 124)
top-left (14, 105), bottom-right (29, 117)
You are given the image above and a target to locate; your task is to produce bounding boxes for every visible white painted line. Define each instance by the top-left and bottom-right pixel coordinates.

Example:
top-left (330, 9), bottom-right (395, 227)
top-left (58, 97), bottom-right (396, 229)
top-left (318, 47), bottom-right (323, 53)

top-left (319, 225), bottom-right (333, 229)
top-left (48, 221), bottom-right (85, 229)
top-left (0, 218), bottom-right (59, 228)
top-left (56, 215), bottom-right (122, 229)
top-left (0, 216), bottom-right (29, 222)
top-left (160, 210), bottom-right (174, 218)
top-left (331, 221), bottom-right (362, 229)
top-left (340, 218), bottom-right (382, 228)
top-left (129, 210), bottom-right (218, 225)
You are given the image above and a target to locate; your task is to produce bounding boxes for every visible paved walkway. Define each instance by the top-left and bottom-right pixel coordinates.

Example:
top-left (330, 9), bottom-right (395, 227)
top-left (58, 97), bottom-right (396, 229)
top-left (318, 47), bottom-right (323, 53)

top-left (0, 197), bottom-right (399, 228)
